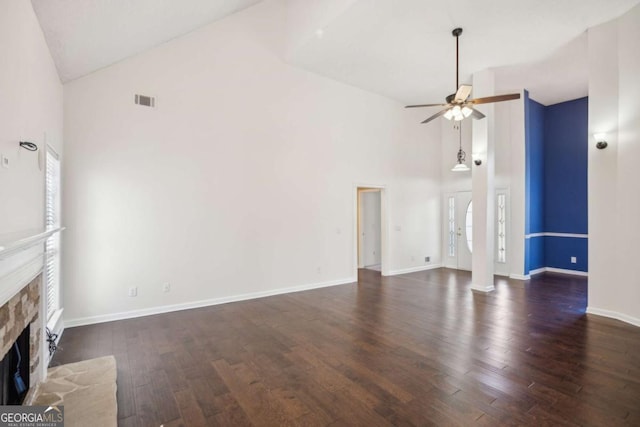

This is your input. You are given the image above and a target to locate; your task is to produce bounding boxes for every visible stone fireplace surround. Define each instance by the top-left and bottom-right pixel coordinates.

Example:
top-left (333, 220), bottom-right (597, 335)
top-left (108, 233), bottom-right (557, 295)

top-left (0, 274), bottom-right (42, 390)
top-left (0, 228), bottom-right (63, 403)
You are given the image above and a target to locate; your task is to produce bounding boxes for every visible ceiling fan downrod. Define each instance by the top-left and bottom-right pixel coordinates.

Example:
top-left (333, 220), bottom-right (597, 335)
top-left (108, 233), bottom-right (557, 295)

top-left (452, 27), bottom-right (462, 91)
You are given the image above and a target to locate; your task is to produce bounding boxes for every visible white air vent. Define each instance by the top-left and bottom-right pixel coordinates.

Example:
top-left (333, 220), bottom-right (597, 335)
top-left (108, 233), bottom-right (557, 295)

top-left (135, 94), bottom-right (155, 107)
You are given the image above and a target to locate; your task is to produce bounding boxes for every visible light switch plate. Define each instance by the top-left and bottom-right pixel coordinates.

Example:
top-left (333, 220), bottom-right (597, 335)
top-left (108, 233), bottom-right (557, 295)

top-left (1, 155), bottom-right (9, 169)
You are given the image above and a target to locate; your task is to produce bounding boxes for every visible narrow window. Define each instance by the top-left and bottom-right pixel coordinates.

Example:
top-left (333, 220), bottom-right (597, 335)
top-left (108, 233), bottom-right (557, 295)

top-left (497, 193), bottom-right (507, 263)
top-left (448, 197), bottom-right (456, 257)
top-left (465, 201), bottom-right (473, 253)
top-left (45, 147), bottom-right (61, 320)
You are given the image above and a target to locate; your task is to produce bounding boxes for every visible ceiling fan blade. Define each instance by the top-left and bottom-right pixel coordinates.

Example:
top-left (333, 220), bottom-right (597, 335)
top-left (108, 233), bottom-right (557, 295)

top-left (421, 108), bottom-right (450, 124)
top-left (405, 103), bottom-right (449, 108)
top-left (469, 93), bottom-right (520, 105)
top-left (470, 108), bottom-right (485, 120)
top-left (454, 84), bottom-right (472, 102)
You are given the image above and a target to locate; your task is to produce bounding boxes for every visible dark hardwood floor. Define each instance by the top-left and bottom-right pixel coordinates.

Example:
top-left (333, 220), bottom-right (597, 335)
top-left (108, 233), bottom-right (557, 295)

top-left (52, 268), bottom-right (640, 426)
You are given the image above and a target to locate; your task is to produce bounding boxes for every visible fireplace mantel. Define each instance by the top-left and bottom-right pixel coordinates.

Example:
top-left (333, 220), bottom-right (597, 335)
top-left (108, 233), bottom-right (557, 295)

top-left (0, 227), bottom-right (64, 308)
top-left (0, 228), bottom-right (64, 260)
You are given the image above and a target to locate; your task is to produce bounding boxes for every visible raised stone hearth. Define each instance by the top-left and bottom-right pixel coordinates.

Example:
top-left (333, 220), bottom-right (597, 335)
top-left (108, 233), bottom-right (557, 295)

top-left (32, 356), bottom-right (118, 427)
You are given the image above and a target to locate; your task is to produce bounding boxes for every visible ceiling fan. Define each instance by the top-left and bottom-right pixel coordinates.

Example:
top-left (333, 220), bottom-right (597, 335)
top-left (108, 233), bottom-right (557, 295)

top-left (406, 28), bottom-right (520, 124)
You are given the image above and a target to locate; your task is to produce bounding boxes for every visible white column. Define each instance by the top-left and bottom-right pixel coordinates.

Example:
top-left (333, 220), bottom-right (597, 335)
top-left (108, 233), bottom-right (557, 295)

top-left (587, 20), bottom-right (620, 314)
top-left (508, 92), bottom-right (527, 280)
top-left (471, 70), bottom-right (496, 292)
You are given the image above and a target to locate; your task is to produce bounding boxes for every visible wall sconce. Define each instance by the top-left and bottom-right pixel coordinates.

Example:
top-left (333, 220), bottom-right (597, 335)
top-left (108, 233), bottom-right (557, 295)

top-left (474, 159), bottom-right (482, 166)
top-left (19, 141), bottom-right (38, 151)
top-left (594, 133), bottom-right (608, 149)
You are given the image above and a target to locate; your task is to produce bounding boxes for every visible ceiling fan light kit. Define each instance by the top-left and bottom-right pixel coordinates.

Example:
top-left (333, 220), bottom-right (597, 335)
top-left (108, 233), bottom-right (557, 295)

top-left (406, 28), bottom-right (520, 125)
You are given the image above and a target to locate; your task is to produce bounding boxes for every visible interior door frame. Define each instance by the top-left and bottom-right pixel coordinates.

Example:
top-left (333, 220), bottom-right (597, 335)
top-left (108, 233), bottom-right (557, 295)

top-left (358, 189), bottom-right (382, 268)
top-left (353, 184), bottom-right (388, 277)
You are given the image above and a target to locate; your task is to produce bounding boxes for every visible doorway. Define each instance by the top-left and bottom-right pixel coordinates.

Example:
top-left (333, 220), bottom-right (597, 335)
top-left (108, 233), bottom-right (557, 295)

top-left (354, 186), bottom-right (387, 276)
top-left (359, 189), bottom-right (381, 270)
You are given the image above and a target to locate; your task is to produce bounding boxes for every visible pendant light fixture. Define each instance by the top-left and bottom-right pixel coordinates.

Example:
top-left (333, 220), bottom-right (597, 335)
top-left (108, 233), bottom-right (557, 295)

top-left (451, 123), bottom-right (470, 172)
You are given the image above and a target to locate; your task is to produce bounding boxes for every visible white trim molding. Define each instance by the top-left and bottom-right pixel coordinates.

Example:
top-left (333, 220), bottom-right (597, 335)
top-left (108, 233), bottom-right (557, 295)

top-left (0, 250), bottom-right (44, 308)
top-left (510, 267), bottom-right (588, 280)
top-left (543, 267), bottom-right (588, 277)
top-left (471, 283), bottom-right (495, 292)
top-left (528, 267), bottom-right (546, 276)
top-left (531, 267), bottom-right (588, 277)
top-left (65, 277), bottom-right (356, 328)
top-left (586, 307), bottom-right (640, 328)
top-left (525, 232), bottom-right (588, 239)
top-left (0, 227), bottom-right (64, 259)
top-left (353, 183), bottom-right (389, 278)
top-left (385, 264), bottom-right (441, 276)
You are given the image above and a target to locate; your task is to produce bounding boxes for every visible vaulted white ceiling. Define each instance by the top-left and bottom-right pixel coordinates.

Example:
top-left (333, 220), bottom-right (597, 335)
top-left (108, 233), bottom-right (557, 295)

top-left (32, 0), bottom-right (640, 105)
top-left (31, 0), bottom-right (261, 82)
top-left (285, 0), bottom-right (639, 106)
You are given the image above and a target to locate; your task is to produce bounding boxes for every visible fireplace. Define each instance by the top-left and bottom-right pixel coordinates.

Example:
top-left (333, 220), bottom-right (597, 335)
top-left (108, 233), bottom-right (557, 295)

top-left (0, 325), bottom-right (30, 405)
top-left (0, 273), bottom-right (42, 404)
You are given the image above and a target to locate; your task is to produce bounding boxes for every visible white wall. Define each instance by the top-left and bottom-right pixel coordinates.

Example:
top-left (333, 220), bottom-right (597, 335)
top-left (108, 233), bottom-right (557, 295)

top-left (587, 4), bottom-right (640, 326)
top-left (62, 0), bottom-right (442, 325)
top-left (494, 96), bottom-right (527, 278)
top-left (0, 1), bottom-right (63, 235)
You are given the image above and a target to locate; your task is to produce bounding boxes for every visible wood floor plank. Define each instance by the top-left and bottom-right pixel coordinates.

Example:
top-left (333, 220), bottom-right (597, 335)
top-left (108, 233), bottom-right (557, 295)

top-left (51, 268), bottom-right (640, 426)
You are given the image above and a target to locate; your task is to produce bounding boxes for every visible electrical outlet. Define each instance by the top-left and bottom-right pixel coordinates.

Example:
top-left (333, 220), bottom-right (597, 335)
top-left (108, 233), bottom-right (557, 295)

top-left (571, 257), bottom-right (577, 264)
top-left (1, 155), bottom-right (9, 169)
top-left (128, 287), bottom-right (137, 297)
top-left (163, 282), bottom-right (171, 293)
top-left (425, 256), bottom-right (430, 263)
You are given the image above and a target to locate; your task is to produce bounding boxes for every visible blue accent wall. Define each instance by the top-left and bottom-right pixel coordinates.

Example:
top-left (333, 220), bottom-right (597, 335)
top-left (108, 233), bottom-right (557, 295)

top-left (544, 236), bottom-right (588, 272)
top-left (524, 96), bottom-right (588, 274)
top-left (544, 98), bottom-right (588, 235)
top-left (526, 237), bottom-right (546, 273)
top-left (527, 98), bottom-right (546, 235)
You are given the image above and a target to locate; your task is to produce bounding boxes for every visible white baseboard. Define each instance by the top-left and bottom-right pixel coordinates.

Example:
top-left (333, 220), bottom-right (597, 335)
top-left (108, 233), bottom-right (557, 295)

top-left (543, 267), bottom-right (588, 277)
top-left (511, 267), bottom-right (588, 280)
top-left (586, 307), bottom-right (640, 328)
top-left (471, 284), bottom-right (495, 292)
top-left (385, 264), bottom-right (442, 276)
top-left (65, 277), bottom-right (356, 328)
top-left (529, 267), bottom-right (546, 276)
top-left (532, 267), bottom-right (588, 277)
